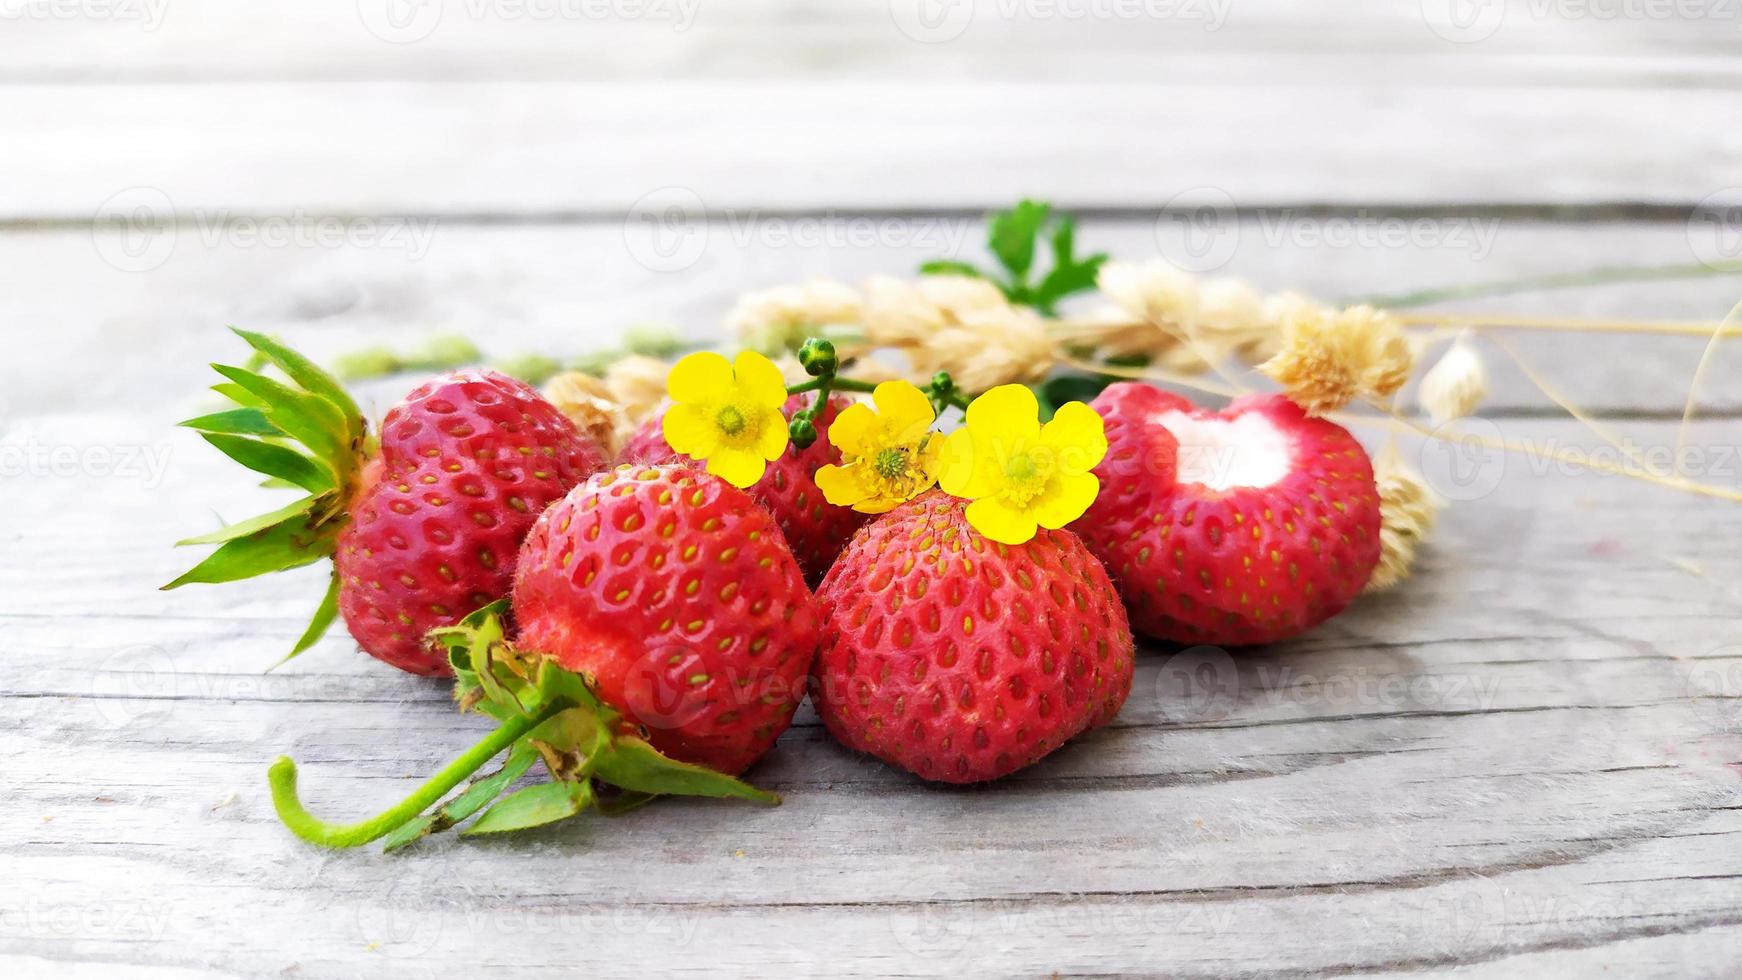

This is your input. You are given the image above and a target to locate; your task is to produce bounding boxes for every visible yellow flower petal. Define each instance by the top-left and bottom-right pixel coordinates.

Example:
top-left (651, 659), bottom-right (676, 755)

top-left (1032, 472), bottom-right (1100, 530)
top-left (662, 403), bottom-right (719, 457)
top-left (937, 428), bottom-right (988, 497)
top-left (755, 407), bottom-right (790, 460)
top-left (826, 402), bottom-right (879, 459)
top-left (705, 447), bottom-right (767, 489)
top-left (667, 351), bottom-right (733, 403)
top-left (963, 384), bottom-right (1041, 446)
top-left (871, 381), bottom-right (936, 442)
top-left (1040, 401), bottom-right (1109, 476)
top-left (965, 496), bottom-right (1038, 545)
top-left (814, 462), bottom-right (871, 508)
top-left (733, 350), bottom-right (789, 407)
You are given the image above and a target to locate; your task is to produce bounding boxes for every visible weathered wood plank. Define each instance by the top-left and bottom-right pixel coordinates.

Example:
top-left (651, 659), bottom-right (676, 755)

top-left (3, 410), bottom-right (1739, 976)
top-left (7, 218), bottom-right (1742, 421)
top-left (0, 80), bottom-right (1734, 217)
top-left (4, 0), bottom-right (1739, 84)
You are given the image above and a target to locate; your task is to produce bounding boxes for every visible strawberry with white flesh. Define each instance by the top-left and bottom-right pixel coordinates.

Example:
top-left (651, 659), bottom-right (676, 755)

top-left (166, 329), bottom-right (608, 674)
top-left (266, 464), bottom-right (817, 849)
top-left (1076, 383), bottom-right (1381, 646)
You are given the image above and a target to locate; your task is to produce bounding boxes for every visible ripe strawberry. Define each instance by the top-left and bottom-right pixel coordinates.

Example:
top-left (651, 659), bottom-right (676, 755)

top-left (512, 464), bottom-right (820, 775)
top-left (331, 370), bottom-right (609, 673)
top-left (1076, 383), bottom-right (1381, 646)
top-left (620, 394), bottom-right (869, 585)
top-left (169, 330), bottom-right (608, 675)
top-left (811, 491), bottom-right (1133, 784)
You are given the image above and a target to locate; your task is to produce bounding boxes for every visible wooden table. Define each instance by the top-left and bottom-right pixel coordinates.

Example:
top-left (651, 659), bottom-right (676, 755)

top-left (5, 3), bottom-right (1741, 976)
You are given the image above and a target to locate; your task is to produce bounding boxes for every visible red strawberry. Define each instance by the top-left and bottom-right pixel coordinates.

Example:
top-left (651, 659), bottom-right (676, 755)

top-left (512, 463), bottom-right (820, 775)
top-left (620, 394), bottom-right (869, 585)
top-left (169, 331), bottom-right (608, 675)
top-left (331, 370), bottom-right (609, 674)
top-left (811, 491), bottom-right (1133, 784)
top-left (1076, 383), bottom-right (1381, 646)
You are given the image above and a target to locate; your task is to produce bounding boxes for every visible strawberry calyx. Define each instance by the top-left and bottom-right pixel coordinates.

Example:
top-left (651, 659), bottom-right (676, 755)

top-left (267, 603), bottom-right (778, 851)
top-left (163, 328), bottom-right (372, 662)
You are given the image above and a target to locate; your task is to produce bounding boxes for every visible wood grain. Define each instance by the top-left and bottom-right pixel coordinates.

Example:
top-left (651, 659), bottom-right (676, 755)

top-left (3, 408), bottom-right (1741, 977)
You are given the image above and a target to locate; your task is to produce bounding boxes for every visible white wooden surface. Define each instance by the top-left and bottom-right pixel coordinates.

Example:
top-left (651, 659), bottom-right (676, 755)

top-left (5, 4), bottom-right (1742, 977)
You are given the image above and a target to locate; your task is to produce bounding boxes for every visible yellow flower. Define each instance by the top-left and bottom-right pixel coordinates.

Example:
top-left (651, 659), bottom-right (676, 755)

top-left (813, 381), bottom-right (942, 514)
top-left (661, 351), bottom-right (790, 488)
top-left (937, 385), bottom-right (1107, 545)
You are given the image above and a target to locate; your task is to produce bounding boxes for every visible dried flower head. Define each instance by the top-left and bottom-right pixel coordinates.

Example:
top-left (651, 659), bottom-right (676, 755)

top-left (1260, 303), bottom-right (1413, 415)
top-left (727, 279), bottom-right (862, 353)
top-left (542, 371), bottom-right (630, 456)
top-left (909, 305), bottom-right (1058, 393)
top-left (1094, 259), bottom-right (1199, 357)
top-left (604, 354), bottom-right (671, 424)
top-left (1198, 277), bottom-right (1275, 363)
top-left (862, 275), bottom-right (1009, 348)
top-left (1418, 336), bottom-right (1488, 426)
top-left (1367, 445), bottom-right (1440, 592)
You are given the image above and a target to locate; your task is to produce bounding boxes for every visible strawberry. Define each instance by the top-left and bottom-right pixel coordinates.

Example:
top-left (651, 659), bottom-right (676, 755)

top-left (620, 393), bottom-right (869, 585)
top-left (512, 463), bottom-right (820, 775)
top-left (811, 491), bottom-right (1133, 784)
top-left (168, 330), bottom-right (608, 674)
top-left (1076, 383), bottom-right (1381, 646)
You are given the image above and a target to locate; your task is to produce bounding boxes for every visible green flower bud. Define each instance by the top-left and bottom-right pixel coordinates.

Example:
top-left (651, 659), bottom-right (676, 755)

top-left (789, 415), bottom-right (818, 449)
top-left (797, 338), bottom-right (839, 378)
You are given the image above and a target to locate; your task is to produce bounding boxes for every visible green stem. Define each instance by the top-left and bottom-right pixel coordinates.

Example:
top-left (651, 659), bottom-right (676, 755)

top-left (1347, 259), bottom-right (1742, 309)
top-left (788, 377), bottom-right (877, 396)
top-left (268, 699), bottom-right (568, 848)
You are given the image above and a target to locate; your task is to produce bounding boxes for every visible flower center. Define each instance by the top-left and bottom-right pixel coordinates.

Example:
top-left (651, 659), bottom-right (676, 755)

top-left (714, 405), bottom-right (749, 437)
top-left (999, 449), bottom-right (1054, 507)
top-left (874, 446), bottom-right (909, 480)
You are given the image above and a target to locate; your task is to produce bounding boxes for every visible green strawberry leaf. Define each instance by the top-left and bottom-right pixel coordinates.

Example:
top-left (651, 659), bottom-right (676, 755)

top-left (592, 737), bottom-right (779, 805)
top-left (175, 496), bottom-right (317, 547)
top-left (594, 789), bottom-right (659, 816)
top-left (277, 568), bottom-right (342, 666)
top-left (211, 381), bottom-right (268, 409)
top-left (199, 433), bottom-right (335, 494)
top-left (987, 199), bottom-right (1051, 280)
top-left (461, 779), bottom-right (593, 836)
top-left (163, 512), bottom-right (337, 589)
top-left (231, 327), bottom-right (364, 435)
top-left (919, 259), bottom-right (989, 280)
top-left (209, 364), bottom-right (351, 473)
top-left (381, 741), bottom-right (540, 852)
top-left (181, 407), bottom-right (282, 438)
